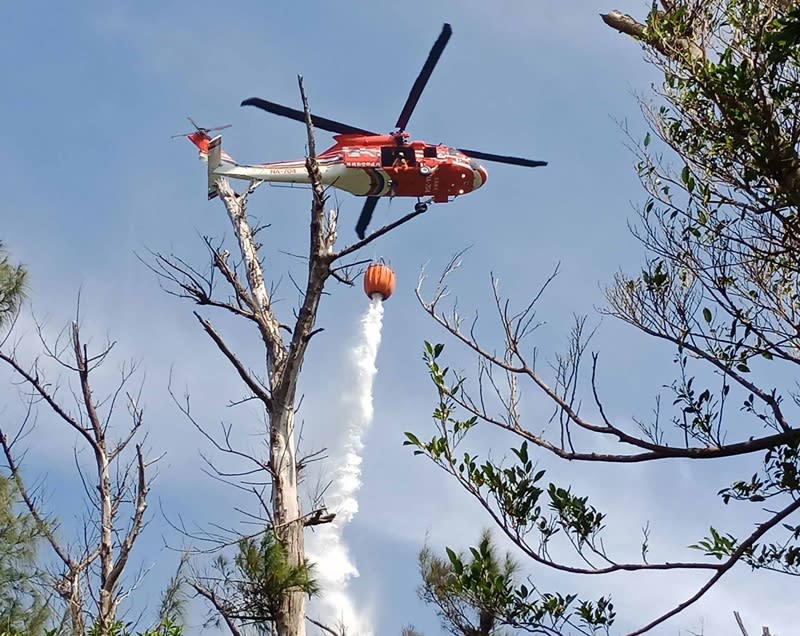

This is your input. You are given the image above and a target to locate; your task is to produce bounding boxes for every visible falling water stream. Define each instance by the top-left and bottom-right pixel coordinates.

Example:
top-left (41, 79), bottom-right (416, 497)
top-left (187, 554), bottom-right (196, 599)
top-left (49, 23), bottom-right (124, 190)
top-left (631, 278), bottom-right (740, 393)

top-left (306, 295), bottom-right (384, 634)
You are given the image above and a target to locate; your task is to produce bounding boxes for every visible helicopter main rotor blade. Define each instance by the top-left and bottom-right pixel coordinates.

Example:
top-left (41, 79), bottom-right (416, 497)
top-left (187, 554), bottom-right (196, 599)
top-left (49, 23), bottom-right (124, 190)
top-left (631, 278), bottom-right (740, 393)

top-left (458, 148), bottom-right (548, 168)
top-left (241, 98), bottom-right (377, 136)
top-left (394, 23), bottom-right (452, 132)
top-left (355, 196), bottom-right (380, 239)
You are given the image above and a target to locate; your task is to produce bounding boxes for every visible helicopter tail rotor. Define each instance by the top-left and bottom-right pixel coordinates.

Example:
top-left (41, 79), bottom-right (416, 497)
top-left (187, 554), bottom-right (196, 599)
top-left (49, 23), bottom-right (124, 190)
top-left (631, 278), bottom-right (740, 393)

top-left (171, 116), bottom-right (232, 139)
top-left (178, 122), bottom-right (235, 199)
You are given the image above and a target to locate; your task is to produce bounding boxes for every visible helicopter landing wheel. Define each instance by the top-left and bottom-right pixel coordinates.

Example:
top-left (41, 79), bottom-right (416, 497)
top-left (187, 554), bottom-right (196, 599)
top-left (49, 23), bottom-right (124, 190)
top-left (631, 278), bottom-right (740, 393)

top-left (415, 202), bottom-right (428, 213)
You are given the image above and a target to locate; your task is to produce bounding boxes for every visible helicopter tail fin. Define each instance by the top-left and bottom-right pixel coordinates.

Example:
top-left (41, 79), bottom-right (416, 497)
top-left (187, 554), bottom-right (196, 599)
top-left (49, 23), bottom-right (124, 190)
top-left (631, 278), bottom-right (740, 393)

top-left (187, 132), bottom-right (235, 199)
top-left (206, 135), bottom-right (223, 200)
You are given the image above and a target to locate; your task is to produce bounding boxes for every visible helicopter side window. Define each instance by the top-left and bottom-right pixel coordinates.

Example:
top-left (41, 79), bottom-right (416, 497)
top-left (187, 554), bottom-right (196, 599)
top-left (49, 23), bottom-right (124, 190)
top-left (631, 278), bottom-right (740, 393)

top-left (423, 146), bottom-right (437, 158)
top-left (381, 146), bottom-right (416, 167)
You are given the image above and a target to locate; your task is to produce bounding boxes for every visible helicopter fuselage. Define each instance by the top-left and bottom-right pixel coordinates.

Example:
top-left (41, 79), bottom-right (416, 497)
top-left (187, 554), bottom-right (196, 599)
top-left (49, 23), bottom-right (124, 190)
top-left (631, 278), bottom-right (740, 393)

top-left (194, 131), bottom-right (487, 204)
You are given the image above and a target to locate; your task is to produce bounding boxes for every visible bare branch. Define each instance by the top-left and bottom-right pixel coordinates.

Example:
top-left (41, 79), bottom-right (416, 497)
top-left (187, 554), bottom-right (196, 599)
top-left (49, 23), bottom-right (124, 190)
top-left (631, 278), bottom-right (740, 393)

top-left (630, 496), bottom-right (800, 635)
top-left (193, 312), bottom-right (273, 411)
top-left (0, 430), bottom-right (74, 568)
top-left (307, 616), bottom-right (341, 635)
top-left (0, 349), bottom-right (98, 451)
top-left (190, 582), bottom-right (243, 636)
top-left (215, 178), bottom-right (287, 375)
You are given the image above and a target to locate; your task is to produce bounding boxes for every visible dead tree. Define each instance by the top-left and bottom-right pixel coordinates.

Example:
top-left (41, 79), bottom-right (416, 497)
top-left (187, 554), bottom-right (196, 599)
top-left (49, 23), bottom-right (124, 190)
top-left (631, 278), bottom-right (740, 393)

top-left (153, 77), bottom-right (426, 635)
top-left (0, 318), bottom-right (154, 635)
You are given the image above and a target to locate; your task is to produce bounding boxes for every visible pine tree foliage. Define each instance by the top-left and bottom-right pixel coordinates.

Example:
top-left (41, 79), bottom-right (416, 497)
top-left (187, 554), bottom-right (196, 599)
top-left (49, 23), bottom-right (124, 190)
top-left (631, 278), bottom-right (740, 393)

top-left (0, 242), bottom-right (25, 325)
top-left (0, 477), bottom-right (49, 636)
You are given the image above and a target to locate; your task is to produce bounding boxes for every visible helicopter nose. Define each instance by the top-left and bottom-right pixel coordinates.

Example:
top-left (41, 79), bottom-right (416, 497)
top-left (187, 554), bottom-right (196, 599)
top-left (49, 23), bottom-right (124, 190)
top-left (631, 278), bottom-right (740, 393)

top-left (473, 164), bottom-right (488, 189)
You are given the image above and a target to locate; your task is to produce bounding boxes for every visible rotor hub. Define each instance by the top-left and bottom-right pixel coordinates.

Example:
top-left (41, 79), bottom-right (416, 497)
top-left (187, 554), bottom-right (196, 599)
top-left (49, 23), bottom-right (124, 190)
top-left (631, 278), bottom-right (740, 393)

top-left (392, 130), bottom-right (410, 145)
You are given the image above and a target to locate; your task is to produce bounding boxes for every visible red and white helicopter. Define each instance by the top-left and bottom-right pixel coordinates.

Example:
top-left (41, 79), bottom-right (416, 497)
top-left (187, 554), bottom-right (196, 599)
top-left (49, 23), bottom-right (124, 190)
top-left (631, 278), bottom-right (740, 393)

top-left (179, 24), bottom-right (547, 238)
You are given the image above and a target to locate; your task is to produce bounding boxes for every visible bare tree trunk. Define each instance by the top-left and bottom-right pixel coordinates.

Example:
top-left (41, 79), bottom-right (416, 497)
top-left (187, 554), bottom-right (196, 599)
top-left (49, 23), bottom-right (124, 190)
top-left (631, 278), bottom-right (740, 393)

top-left (271, 403), bottom-right (305, 636)
top-left (97, 446), bottom-right (115, 634)
top-left (214, 178), bottom-right (310, 636)
top-left (64, 571), bottom-right (85, 636)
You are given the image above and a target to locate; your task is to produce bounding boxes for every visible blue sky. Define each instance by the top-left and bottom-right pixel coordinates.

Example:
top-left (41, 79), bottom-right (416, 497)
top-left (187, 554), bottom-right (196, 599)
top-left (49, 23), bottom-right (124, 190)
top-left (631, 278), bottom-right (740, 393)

top-left (1, 1), bottom-right (795, 634)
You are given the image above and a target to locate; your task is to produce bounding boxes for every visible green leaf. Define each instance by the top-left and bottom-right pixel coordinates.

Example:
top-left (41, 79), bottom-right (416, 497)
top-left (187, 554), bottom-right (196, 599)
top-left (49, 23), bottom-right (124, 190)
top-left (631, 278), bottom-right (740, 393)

top-left (702, 307), bottom-right (712, 323)
top-left (445, 547), bottom-right (463, 575)
top-left (403, 432), bottom-right (421, 446)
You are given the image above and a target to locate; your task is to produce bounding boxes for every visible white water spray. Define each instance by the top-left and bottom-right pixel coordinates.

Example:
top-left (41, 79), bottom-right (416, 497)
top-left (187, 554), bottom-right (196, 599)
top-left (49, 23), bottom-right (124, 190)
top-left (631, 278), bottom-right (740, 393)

top-left (307, 295), bottom-right (384, 634)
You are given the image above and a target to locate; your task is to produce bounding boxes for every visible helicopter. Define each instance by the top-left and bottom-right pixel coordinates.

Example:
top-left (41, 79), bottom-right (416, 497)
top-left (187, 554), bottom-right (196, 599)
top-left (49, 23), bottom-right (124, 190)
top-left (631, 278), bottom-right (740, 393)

top-left (180, 23), bottom-right (547, 239)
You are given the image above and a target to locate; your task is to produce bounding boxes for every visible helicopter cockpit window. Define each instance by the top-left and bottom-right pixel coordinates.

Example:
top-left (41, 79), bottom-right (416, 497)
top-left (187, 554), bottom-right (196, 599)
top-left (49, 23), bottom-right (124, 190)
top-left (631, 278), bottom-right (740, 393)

top-left (381, 146), bottom-right (416, 167)
top-left (423, 146), bottom-right (437, 158)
